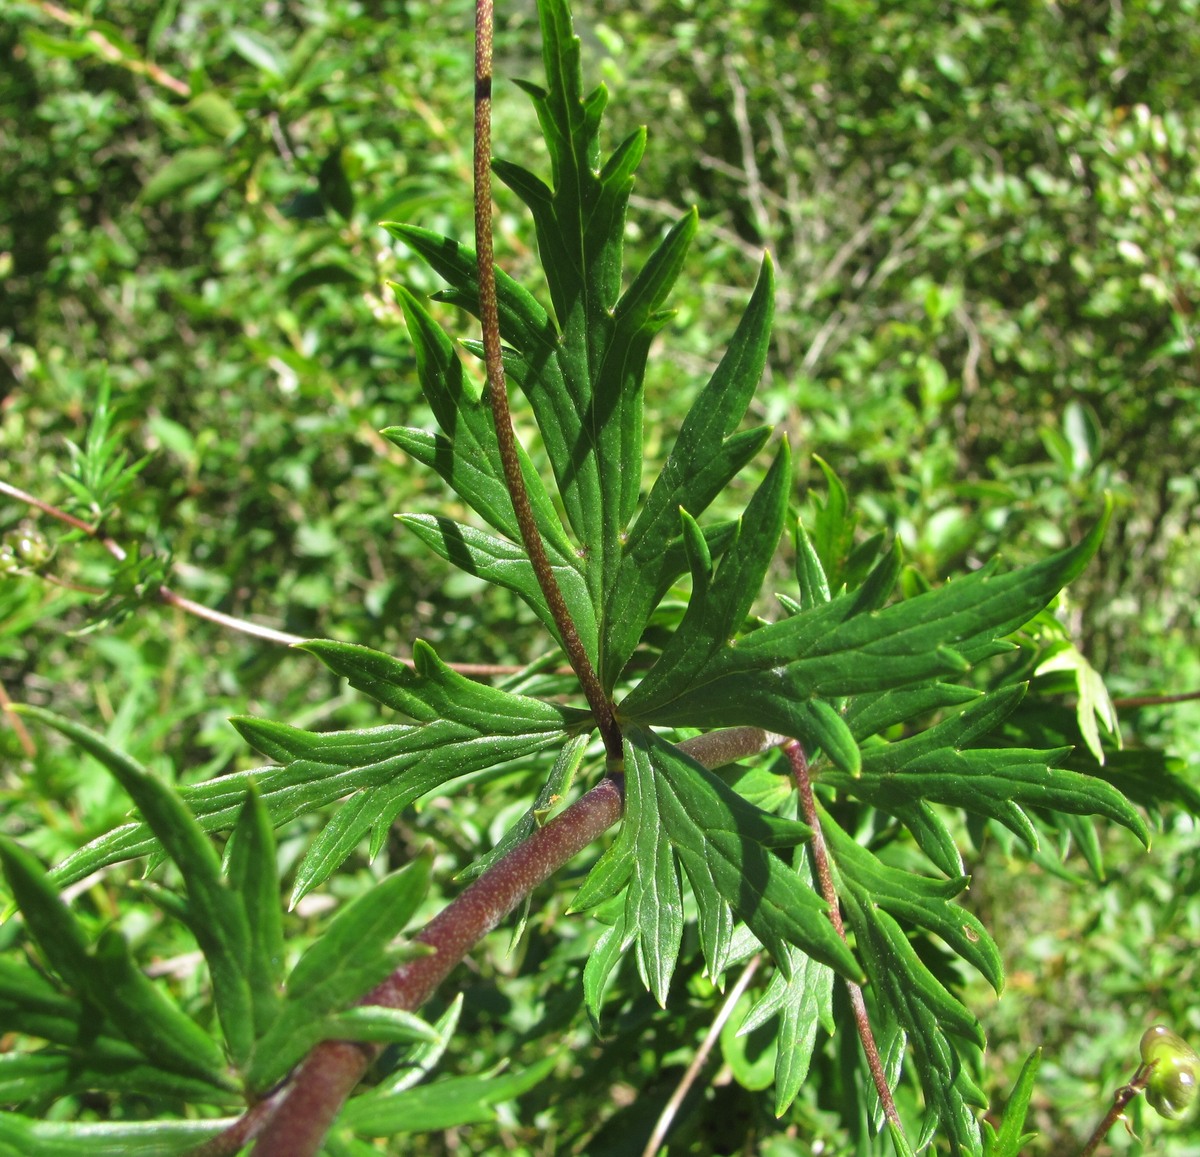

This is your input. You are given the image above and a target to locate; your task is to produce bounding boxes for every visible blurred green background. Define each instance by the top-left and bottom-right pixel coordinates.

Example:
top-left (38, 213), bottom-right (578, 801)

top-left (2, 0), bottom-right (1198, 1152)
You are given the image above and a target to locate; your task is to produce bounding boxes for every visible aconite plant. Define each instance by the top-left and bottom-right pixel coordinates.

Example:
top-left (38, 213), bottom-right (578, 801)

top-left (0, 1), bottom-right (1172, 1154)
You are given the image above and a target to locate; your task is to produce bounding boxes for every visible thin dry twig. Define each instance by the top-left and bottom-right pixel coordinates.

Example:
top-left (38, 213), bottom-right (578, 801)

top-left (31, 1), bottom-right (191, 97)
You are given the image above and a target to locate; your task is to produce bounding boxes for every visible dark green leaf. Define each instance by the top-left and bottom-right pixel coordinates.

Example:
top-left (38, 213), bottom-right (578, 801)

top-left (621, 508), bottom-right (1112, 762)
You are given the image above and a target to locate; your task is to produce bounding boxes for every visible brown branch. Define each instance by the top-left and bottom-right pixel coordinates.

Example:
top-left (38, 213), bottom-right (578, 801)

top-left (225, 776), bottom-right (626, 1157)
top-left (785, 739), bottom-right (906, 1142)
top-left (471, 0), bottom-right (621, 762)
top-left (190, 725), bottom-right (778, 1157)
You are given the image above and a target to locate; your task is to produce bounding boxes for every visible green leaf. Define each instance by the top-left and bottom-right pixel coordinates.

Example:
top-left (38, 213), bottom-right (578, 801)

top-left (620, 443), bottom-right (792, 717)
top-left (396, 516), bottom-right (597, 660)
top-left (297, 639), bottom-right (586, 732)
top-left (0, 1113), bottom-right (231, 1157)
top-left (739, 925), bottom-right (836, 1116)
top-left (322, 1005), bottom-right (441, 1047)
top-left (840, 885), bottom-right (986, 1154)
top-left (374, 994), bottom-right (464, 1096)
top-left (0, 838), bottom-right (92, 991)
top-left (823, 687), bottom-right (1149, 854)
top-left (338, 1055), bottom-right (558, 1135)
top-left (15, 707), bottom-right (255, 1066)
top-left (184, 91), bottom-right (243, 139)
top-left (387, 284), bottom-right (575, 562)
top-left (227, 27), bottom-right (287, 78)
top-left (603, 256), bottom-right (775, 683)
top-left (89, 928), bottom-right (233, 1086)
top-left (285, 856), bottom-right (430, 1003)
top-left (246, 855), bottom-right (432, 1093)
top-left (982, 1049), bottom-right (1041, 1157)
top-left (459, 732), bottom-right (591, 882)
top-left (820, 815), bottom-right (1002, 991)
top-left (575, 727), bottom-right (860, 1003)
top-left (620, 507), bottom-right (1113, 765)
top-left (140, 147), bottom-right (226, 205)
top-left (0, 842), bottom-right (232, 1092)
top-left (225, 784), bottom-right (284, 1033)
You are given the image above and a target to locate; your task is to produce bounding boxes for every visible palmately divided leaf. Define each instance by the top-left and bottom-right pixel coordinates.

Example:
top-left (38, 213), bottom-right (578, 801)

top-left (48, 657), bottom-right (577, 893)
top-left (819, 814), bottom-right (1002, 991)
top-left (385, 284), bottom-right (575, 562)
top-left (841, 889), bottom-right (986, 1156)
top-left (620, 507), bottom-right (1112, 766)
top-left (738, 919), bottom-right (836, 1116)
top-left (297, 639), bottom-right (589, 733)
top-left (574, 726), bottom-right (860, 1002)
top-left (620, 443), bottom-right (791, 716)
top-left (603, 256), bottom-right (775, 684)
top-left (822, 686), bottom-right (1149, 856)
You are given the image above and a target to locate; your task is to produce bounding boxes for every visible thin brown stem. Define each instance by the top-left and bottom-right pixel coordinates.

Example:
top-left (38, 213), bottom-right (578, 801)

top-left (1113, 689), bottom-right (1200, 708)
top-left (31, 1), bottom-right (191, 96)
top-left (642, 954), bottom-right (762, 1157)
top-left (471, 0), bottom-right (621, 761)
top-left (785, 740), bottom-right (905, 1142)
top-left (1075, 1064), bottom-right (1152, 1157)
top-left (0, 679), bottom-right (37, 757)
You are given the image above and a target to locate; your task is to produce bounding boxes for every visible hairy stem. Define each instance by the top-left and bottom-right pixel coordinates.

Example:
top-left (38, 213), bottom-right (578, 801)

top-left (785, 740), bottom-right (905, 1141)
top-left (192, 726), bottom-right (774, 1157)
top-left (471, 0), bottom-right (621, 761)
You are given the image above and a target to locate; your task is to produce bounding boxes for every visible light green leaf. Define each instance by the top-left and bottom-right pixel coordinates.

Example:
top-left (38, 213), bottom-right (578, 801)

top-left (338, 1055), bottom-right (558, 1135)
top-left (0, 1113), bottom-right (231, 1157)
top-left (140, 148), bottom-right (226, 205)
top-left (1036, 643), bottom-right (1121, 763)
top-left (982, 1049), bottom-right (1041, 1157)
top-left (11, 708), bottom-right (256, 1067)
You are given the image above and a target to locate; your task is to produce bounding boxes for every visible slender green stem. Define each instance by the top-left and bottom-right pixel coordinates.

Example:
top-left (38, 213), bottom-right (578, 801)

top-left (785, 740), bottom-right (905, 1142)
top-left (472, 0), bottom-right (621, 761)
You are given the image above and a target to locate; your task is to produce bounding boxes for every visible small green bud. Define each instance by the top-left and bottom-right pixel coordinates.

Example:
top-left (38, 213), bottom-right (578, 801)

top-left (1140, 1024), bottom-right (1199, 1120)
top-left (1, 523), bottom-right (52, 569)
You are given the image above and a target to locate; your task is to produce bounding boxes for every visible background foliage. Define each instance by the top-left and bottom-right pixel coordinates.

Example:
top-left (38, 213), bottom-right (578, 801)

top-left (2, 0), bottom-right (1198, 1153)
